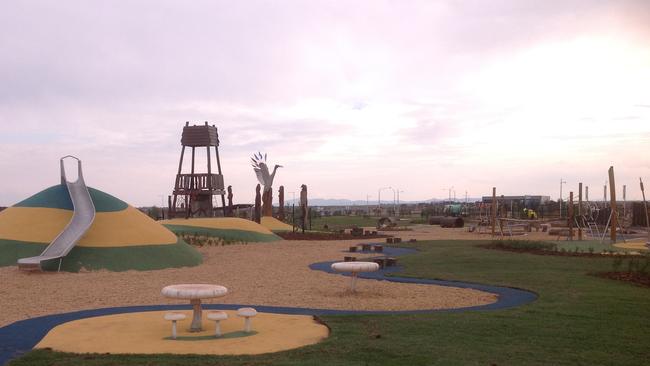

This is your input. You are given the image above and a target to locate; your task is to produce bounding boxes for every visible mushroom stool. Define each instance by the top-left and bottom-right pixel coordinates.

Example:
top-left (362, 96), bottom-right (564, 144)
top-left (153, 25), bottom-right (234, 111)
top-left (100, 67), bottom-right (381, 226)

top-left (331, 261), bottom-right (380, 292)
top-left (237, 307), bottom-right (258, 333)
top-left (164, 312), bottom-right (186, 339)
top-left (206, 311), bottom-right (229, 337)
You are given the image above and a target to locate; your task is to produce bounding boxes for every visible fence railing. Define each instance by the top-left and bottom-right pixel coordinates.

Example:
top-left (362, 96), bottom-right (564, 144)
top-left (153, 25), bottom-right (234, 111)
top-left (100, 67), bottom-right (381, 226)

top-left (174, 173), bottom-right (224, 193)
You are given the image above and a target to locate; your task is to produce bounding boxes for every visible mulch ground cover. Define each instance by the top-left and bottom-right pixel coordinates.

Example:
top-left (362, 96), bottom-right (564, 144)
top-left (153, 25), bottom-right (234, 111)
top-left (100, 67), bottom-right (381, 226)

top-left (593, 272), bottom-right (650, 288)
top-left (276, 232), bottom-right (389, 240)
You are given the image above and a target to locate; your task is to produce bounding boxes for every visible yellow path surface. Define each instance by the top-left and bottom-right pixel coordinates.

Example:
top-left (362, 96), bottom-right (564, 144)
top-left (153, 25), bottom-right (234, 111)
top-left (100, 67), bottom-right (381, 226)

top-left (162, 217), bottom-right (276, 235)
top-left (37, 310), bottom-right (328, 355)
top-left (614, 241), bottom-right (650, 251)
top-left (0, 206), bottom-right (177, 247)
top-left (261, 216), bottom-right (293, 231)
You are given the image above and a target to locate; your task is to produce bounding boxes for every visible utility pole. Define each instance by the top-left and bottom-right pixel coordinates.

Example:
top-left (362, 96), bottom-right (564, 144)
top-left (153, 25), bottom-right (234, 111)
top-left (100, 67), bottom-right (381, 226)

top-left (558, 178), bottom-right (566, 218)
top-left (378, 186), bottom-right (391, 214)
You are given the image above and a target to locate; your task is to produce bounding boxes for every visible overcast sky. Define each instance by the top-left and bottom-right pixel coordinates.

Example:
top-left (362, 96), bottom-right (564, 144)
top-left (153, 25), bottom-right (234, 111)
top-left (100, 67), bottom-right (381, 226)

top-left (1, 0), bottom-right (649, 207)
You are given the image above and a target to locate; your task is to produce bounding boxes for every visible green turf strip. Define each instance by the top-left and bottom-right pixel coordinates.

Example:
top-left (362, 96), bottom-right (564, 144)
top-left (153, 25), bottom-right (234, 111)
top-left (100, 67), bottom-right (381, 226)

top-left (0, 238), bottom-right (201, 272)
top-left (14, 184), bottom-right (128, 212)
top-left (9, 240), bottom-right (650, 365)
top-left (163, 224), bottom-right (282, 242)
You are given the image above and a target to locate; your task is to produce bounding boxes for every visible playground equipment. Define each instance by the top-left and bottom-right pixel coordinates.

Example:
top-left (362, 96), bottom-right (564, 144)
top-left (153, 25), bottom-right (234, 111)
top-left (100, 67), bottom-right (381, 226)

top-left (237, 307), bottom-right (258, 333)
top-left (17, 156), bottom-right (95, 271)
top-left (161, 284), bottom-right (228, 332)
top-left (169, 122), bottom-right (227, 218)
top-left (377, 216), bottom-right (397, 229)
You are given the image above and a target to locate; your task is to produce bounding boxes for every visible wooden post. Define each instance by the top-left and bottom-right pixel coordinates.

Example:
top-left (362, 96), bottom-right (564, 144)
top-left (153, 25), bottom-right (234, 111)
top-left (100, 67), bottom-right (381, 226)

top-left (640, 178), bottom-right (649, 243)
top-left (187, 146), bottom-right (196, 218)
top-left (608, 166), bottom-right (617, 243)
top-left (206, 145), bottom-right (213, 216)
top-left (171, 146), bottom-right (186, 218)
top-left (214, 136), bottom-right (227, 216)
top-left (491, 187), bottom-right (497, 237)
top-left (578, 183), bottom-right (583, 240)
top-left (568, 192), bottom-right (574, 241)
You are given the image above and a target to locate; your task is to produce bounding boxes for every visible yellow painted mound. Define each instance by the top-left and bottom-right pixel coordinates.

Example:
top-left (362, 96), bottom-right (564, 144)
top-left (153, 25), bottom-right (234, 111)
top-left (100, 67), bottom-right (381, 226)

top-left (614, 241), bottom-right (650, 251)
top-left (0, 206), bottom-right (177, 247)
top-left (37, 310), bottom-right (328, 355)
top-left (162, 217), bottom-right (276, 235)
top-left (261, 216), bottom-right (293, 232)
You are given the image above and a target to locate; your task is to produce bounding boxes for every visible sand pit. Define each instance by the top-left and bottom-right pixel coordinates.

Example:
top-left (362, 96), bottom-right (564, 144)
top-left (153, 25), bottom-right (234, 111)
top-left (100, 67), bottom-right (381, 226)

top-left (36, 310), bottom-right (328, 355)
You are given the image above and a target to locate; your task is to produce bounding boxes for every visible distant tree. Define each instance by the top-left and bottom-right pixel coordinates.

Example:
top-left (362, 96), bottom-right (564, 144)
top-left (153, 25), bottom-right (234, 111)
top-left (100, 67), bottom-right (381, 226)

top-left (147, 206), bottom-right (161, 220)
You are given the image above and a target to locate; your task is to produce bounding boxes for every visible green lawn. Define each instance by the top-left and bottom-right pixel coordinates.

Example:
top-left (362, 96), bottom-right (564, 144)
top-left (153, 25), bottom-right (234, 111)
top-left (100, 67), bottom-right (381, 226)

top-left (11, 240), bottom-right (650, 366)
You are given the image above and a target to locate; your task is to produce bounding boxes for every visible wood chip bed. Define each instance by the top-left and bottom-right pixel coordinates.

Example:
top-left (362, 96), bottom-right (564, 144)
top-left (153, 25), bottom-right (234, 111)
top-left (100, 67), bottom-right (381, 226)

top-left (0, 226), bottom-right (499, 327)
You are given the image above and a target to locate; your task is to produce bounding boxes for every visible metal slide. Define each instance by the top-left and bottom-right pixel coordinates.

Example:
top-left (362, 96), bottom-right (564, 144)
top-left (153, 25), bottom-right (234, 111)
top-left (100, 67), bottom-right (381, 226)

top-left (18, 156), bottom-right (96, 271)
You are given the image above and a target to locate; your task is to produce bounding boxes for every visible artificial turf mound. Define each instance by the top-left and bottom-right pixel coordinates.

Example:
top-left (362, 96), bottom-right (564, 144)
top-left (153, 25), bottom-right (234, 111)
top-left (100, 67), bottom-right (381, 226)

top-left (0, 184), bottom-right (201, 272)
top-left (162, 217), bottom-right (282, 242)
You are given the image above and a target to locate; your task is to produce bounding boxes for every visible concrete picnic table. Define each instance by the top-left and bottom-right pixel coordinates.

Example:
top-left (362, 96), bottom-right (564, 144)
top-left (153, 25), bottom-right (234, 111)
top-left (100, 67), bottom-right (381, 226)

top-left (161, 284), bottom-right (228, 332)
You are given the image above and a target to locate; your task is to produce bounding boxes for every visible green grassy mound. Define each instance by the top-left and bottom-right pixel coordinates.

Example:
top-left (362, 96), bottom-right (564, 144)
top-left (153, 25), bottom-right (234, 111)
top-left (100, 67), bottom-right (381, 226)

top-left (0, 238), bottom-right (202, 272)
top-left (163, 225), bottom-right (282, 243)
top-left (14, 184), bottom-right (128, 212)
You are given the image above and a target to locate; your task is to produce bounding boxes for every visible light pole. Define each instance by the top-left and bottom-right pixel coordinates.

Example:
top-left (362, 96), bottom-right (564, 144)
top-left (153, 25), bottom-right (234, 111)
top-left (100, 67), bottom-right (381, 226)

top-left (378, 186), bottom-right (391, 214)
top-left (158, 195), bottom-right (165, 220)
top-left (366, 194), bottom-right (372, 215)
top-left (444, 186), bottom-right (454, 201)
top-left (396, 189), bottom-right (404, 216)
top-left (558, 178), bottom-right (566, 218)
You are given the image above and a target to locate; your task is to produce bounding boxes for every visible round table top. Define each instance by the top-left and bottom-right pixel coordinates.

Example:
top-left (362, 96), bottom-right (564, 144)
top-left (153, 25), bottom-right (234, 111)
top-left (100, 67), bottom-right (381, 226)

top-left (331, 261), bottom-right (380, 273)
top-left (161, 284), bottom-right (228, 300)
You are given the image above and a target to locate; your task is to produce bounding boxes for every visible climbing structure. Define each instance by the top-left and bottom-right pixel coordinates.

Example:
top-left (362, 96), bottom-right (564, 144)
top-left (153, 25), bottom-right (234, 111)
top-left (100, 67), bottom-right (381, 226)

top-left (169, 122), bottom-right (226, 218)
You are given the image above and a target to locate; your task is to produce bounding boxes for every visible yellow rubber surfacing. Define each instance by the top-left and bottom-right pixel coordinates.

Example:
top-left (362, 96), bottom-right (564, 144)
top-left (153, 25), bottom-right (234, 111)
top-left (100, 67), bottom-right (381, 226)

top-left (261, 216), bottom-right (293, 231)
top-left (162, 217), bottom-right (276, 235)
top-left (0, 206), bottom-right (177, 247)
top-left (36, 310), bottom-right (329, 355)
top-left (614, 241), bottom-right (650, 251)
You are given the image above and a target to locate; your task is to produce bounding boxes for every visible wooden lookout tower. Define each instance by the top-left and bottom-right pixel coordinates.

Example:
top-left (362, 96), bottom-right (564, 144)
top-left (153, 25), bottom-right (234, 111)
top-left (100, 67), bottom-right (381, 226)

top-left (168, 122), bottom-right (226, 218)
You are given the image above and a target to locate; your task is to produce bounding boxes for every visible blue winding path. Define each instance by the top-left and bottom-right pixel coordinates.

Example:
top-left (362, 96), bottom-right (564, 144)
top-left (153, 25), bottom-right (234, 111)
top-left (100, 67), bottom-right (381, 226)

top-left (0, 245), bottom-right (537, 365)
